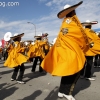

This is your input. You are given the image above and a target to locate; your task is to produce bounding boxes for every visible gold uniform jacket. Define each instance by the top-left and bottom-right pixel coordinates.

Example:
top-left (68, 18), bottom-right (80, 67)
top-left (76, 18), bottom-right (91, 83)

top-left (4, 41), bottom-right (28, 68)
top-left (41, 15), bottom-right (89, 76)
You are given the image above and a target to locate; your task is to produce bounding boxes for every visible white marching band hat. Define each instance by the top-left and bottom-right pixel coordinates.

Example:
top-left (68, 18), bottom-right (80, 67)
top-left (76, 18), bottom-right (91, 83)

top-left (10, 33), bottom-right (24, 40)
top-left (57, 1), bottom-right (83, 19)
top-left (81, 20), bottom-right (98, 26)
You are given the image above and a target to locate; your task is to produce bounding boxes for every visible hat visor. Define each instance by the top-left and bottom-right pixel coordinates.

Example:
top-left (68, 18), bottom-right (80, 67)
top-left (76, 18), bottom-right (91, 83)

top-left (81, 21), bottom-right (98, 26)
top-left (11, 33), bottom-right (24, 40)
top-left (57, 1), bottom-right (83, 19)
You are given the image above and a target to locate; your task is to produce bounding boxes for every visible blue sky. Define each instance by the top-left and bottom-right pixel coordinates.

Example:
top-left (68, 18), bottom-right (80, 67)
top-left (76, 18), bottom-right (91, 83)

top-left (0, 0), bottom-right (51, 21)
top-left (0, 0), bottom-right (100, 42)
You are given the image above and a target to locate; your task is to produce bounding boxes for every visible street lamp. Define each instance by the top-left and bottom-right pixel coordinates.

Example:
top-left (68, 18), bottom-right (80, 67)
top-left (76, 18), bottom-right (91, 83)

top-left (27, 22), bottom-right (36, 36)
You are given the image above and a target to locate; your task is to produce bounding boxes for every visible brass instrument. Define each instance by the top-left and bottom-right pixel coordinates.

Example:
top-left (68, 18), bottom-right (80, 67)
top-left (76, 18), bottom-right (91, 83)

top-left (4, 32), bottom-right (12, 42)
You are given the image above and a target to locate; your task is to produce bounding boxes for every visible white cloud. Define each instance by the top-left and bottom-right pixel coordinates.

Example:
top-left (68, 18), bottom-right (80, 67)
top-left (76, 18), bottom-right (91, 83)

top-left (0, 20), bottom-right (37, 41)
top-left (46, 2), bottom-right (52, 6)
top-left (0, 20), bottom-right (22, 28)
top-left (45, 0), bottom-right (100, 29)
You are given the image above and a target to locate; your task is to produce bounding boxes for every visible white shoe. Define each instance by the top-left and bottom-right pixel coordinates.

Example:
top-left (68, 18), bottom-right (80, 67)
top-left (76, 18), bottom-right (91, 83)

top-left (86, 78), bottom-right (95, 81)
top-left (11, 78), bottom-right (15, 81)
top-left (17, 81), bottom-right (25, 84)
top-left (58, 92), bottom-right (64, 98)
top-left (58, 92), bottom-right (75, 100)
top-left (63, 94), bottom-right (76, 100)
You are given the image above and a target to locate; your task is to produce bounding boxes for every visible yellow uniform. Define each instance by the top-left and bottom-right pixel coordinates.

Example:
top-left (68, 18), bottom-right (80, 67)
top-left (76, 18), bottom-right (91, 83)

top-left (85, 28), bottom-right (100, 56)
top-left (43, 41), bottom-right (50, 55)
top-left (27, 40), bottom-right (46, 59)
top-left (41, 15), bottom-right (89, 76)
top-left (4, 41), bottom-right (28, 68)
top-left (7, 44), bottom-right (14, 55)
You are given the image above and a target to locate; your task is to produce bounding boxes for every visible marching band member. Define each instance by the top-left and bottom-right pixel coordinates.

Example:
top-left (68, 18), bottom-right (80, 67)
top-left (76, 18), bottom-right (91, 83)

top-left (80, 20), bottom-right (100, 80)
top-left (94, 55), bottom-right (100, 68)
top-left (3, 45), bottom-right (8, 60)
top-left (4, 33), bottom-right (28, 84)
top-left (24, 40), bottom-right (33, 62)
top-left (42, 33), bottom-right (50, 56)
top-left (25, 40), bottom-right (33, 56)
top-left (27, 34), bottom-right (46, 73)
top-left (94, 32), bottom-right (100, 67)
top-left (41, 1), bottom-right (89, 100)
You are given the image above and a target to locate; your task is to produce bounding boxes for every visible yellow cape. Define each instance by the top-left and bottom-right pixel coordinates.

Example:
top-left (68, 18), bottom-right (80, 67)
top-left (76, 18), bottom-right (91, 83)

top-left (27, 40), bottom-right (45, 59)
top-left (41, 15), bottom-right (89, 76)
top-left (4, 41), bottom-right (28, 68)
top-left (85, 28), bottom-right (100, 56)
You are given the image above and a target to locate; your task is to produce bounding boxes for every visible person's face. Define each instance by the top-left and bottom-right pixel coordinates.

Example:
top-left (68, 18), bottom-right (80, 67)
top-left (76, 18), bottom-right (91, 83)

top-left (71, 10), bottom-right (76, 16)
top-left (18, 37), bottom-right (21, 41)
top-left (66, 10), bottom-right (76, 17)
top-left (37, 38), bottom-right (41, 40)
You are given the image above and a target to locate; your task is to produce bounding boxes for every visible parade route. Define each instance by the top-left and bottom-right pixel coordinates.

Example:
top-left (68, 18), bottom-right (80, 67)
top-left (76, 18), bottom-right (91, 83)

top-left (0, 60), bottom-right (100, 100)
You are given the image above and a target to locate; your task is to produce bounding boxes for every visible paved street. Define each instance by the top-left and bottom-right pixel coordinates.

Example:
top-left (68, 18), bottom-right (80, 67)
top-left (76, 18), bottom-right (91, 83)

top-left (0, 60), bottom-right (100, 100)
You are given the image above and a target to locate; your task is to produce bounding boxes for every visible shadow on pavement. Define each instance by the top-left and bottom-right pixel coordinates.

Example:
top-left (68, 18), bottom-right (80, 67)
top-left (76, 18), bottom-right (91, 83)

top-left (24, 72), bottom-right (47, 82)
top-left (23, 62), bottom-right (33, 71)
top-left (73, 78), bottom-right (91, 96)
top-left (0, 60), bottom-right (5, 64)
top-left (0, 66), bottom-right (6, 68)
top-left (0, 83), bottom-right (18, 100)
top-left (25, 65), bottom-right (32, 69)
top-left (0, 63), bottom-right (32, 75)
top-left (44, 86), bottom-right (59, 100)
top-left (92, 67), bottom-right (100, 76)
top-left (22, 90), bottom-right (42, 100)
top-left (0, 69), bottom-right (13, 75)
top-left (73, 64), bottom-right (100, 96)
